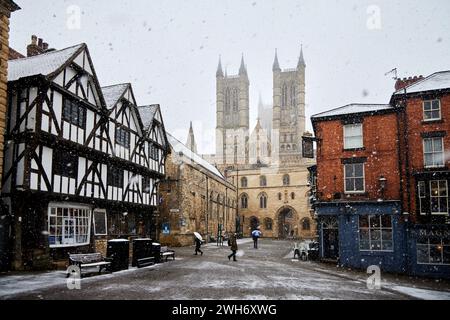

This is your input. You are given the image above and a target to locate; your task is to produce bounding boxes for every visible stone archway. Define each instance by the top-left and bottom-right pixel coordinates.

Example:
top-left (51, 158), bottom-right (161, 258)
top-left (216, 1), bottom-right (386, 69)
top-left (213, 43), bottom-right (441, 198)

top-left (277, 206), bottom-right (298, 239)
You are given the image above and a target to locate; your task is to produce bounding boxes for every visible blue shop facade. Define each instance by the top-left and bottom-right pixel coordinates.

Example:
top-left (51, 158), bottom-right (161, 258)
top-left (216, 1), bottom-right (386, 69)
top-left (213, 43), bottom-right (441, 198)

top-left (315, 201), bottom-right (450, 279)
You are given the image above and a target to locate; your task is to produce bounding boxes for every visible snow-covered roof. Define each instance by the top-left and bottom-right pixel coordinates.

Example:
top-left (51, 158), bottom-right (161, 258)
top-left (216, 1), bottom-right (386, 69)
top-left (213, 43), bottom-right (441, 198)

top-left (102, 83), bottom-right (129, 108)
top-left (312, 104), bottom-right (392, 119)
top-left (166, 133), bottom-right (225, 180)
top-left (394, 71), bottom-right (450, 95)
top-left (8, 44), bottom-right (84, 82)
top-left (138, 105), bottom-right (159, 128)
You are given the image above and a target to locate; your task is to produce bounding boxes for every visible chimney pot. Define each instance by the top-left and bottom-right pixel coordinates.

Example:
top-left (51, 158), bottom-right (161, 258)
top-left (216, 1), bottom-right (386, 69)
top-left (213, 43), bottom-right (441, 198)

top-left (31, 35), bottom-right (37, 45)
top-left (43, 43), bottom-right (49, 51)
top-left (38, 38), bottom-right (43, 48)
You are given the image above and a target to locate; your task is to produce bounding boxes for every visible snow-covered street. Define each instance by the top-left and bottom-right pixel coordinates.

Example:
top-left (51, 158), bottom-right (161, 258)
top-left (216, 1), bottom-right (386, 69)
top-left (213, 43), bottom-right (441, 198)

top-left (1, 239), bottom-right (449, 300)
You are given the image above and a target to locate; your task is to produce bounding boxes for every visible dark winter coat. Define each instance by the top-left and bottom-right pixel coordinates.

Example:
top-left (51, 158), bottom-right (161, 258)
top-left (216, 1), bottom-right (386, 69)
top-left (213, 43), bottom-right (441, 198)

top-left (229, 234), bottom-right (238, 251)
top-left (195, 238), bottom-right (202, 248)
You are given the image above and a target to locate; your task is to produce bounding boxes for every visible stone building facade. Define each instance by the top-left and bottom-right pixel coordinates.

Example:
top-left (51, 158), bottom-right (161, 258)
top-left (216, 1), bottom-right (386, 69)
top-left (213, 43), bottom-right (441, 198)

top-left (0, 0), bottom-right (19, 189)
top-left (202, 47), bottom-right (316, 240)
top-left (227, 163), bottom-right (315, 239)
top-left (159, 133), bottom-right (237, 246)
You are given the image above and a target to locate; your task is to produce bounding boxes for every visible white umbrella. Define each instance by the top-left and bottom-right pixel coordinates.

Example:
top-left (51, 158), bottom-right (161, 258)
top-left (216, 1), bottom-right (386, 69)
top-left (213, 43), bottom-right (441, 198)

top-left (193, 232), bottom-right (203, 241)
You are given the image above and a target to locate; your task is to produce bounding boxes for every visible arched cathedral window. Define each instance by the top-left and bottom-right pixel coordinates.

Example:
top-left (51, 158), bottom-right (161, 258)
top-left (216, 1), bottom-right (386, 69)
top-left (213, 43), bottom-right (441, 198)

top-left (232, 88), bottom-right (239, 111)
top-left (225, 88), bottom-right (231, 113)
top-left (290, 84), bottom-right (296, 107)
top-left (259, 193), bottom-right (268, 209)
top-left (282, 83), bottom-right (288, 107)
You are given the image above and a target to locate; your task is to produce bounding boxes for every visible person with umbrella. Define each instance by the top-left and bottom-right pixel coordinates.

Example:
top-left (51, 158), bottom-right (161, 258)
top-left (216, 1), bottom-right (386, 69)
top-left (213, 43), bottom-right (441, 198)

top-left (252, 227), bottom-right (262, 249)
top-left (227, 233), bottom-right (238, 261)
top-left (194, 232), bottom-right (204, 256)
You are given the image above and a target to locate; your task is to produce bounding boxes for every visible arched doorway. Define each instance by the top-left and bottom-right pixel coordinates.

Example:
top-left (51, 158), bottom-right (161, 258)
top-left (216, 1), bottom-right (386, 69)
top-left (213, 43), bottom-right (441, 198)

top-left (249, 216), bottom-right (259, 231)
top-left (277, 207), bottom-right (296, 239)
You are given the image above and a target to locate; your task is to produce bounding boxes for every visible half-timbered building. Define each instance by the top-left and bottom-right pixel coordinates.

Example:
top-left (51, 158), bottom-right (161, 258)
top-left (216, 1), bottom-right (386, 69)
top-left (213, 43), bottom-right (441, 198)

top-left (2, 43), bottom-right (168, 270)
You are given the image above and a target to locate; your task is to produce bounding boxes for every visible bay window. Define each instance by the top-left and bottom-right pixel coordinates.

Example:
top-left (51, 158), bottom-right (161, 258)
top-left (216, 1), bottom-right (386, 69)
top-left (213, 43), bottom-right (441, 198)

top-left (48, 203), bottom-right (91, 247)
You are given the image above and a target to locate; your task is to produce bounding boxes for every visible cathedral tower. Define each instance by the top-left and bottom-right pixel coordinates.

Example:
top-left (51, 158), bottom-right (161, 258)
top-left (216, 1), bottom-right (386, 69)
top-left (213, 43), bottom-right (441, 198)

top-left (272, 46), bottom-right (306, 165)
top-left (216, 55), bottom-right (250, 165)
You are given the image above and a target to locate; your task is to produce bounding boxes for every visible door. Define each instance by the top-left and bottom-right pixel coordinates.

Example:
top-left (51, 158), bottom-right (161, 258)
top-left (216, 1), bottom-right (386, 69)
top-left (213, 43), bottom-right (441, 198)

top-left (322, 229), bottom-right (339, 259)
top-left (321, 217), bottom-right (339, 260)
top-left (62, 218), bottom-right (76, 245)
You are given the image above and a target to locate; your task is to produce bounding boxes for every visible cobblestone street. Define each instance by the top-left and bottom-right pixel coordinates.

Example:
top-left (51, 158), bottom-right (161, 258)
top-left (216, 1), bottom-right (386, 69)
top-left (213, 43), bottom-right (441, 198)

top-left (2, 239), bottom-right (450, 300)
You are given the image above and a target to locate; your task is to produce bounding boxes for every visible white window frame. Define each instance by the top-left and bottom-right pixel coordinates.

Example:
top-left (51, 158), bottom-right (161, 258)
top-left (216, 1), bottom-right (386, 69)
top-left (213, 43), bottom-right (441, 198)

top-left (423, 137), bottom-right (445, 168)
top-left (48, 202), bottom-right (92, 248)
top-left (417, 238), bottom-right (450, 266)
top-left (359, 215), bottom-right (394, 252)
top-left (418, 181), bottom-right (427, 215)
top-left (93, 209), bottom-right (108, 236)
top-left (430, 180), bottom-right (449, 215)
top-left (423, 99), bottom-right (441, 121)
top-left (343, 123), bottom-right (363, 150)
top-left (344, 163), bottom-right (365, 194)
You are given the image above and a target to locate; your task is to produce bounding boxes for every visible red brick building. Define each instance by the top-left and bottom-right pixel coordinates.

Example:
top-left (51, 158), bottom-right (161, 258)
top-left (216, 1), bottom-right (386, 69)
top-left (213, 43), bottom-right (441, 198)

top-left (391, 71), bottom-right (450, 277)
top-left (310, 71), bottom-right (450, 278)
top-left (311, 104), bottom-right (405, 271)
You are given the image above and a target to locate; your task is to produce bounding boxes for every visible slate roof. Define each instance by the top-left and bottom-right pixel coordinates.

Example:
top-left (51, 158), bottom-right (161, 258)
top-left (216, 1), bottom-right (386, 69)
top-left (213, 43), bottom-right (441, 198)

top-left (312, 104), bottom-right (393, 119)
top-left (102, 83), bottom-right (129, 108)
top-left (8, 44), bottom-right (84, 82)
top-left (138, 105), bottom-right (159, 128)
top-left (166, 133), bottom-right (225, 180)
top-left (394, 71), bottom-right (450, 95)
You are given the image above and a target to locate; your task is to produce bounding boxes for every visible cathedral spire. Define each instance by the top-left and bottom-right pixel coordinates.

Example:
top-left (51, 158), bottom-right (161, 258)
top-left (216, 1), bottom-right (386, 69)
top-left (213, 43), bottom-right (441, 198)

top-left (239, 53), bottom-right (247, 76)
top-left (273, 48), bottom-right (281, 72)
top-left (297, 45), bottom-right (306, 69)
top-left (186, 121), bottom-right (198, 154)
top-left (216, 55), bottom-right (224, 78)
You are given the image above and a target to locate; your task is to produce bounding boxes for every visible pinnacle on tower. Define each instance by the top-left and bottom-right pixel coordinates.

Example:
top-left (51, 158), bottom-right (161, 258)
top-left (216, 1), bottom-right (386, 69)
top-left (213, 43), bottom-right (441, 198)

top-left (239, 53), bottom-right (247, 76)
top-left (216, 55), bottom-right (224, 77)
top-left (273, 48), bottom-right (281, 72)
top-left (297, 45), bottom-right (306, 69)
top-left (186, 121), bottom-right (198, 154)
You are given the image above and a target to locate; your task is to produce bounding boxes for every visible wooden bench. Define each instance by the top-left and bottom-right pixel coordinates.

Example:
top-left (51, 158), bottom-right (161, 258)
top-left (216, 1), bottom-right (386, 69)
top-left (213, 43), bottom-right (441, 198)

top-left (160, 246), bottom-right (175, 262)
top-left (68, 253), bottom-right (111, 277)
top-left (137, 256), bottom-right (155, 268)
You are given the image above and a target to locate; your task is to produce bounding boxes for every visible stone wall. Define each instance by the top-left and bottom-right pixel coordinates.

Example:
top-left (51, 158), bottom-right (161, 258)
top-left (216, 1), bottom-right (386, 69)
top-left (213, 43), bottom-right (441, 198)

top-left (159, 152), bottom-right (237, 247)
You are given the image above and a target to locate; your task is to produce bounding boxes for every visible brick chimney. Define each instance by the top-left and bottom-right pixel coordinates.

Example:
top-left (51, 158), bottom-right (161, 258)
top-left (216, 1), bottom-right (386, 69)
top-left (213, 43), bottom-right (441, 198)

top-left (26, 35), bottom-right (51, 57)
top-left (395, 75), bottom-right (424, 91)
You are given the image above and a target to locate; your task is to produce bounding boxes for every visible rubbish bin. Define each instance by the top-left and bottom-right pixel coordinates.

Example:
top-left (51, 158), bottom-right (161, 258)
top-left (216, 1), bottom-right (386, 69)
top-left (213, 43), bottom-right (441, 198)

top-left (132, 238), bottom-right (153, 267)
top-left (152, 242), bottom-right (161, 264)
top-left (107, 239), bottom-right (130, 271)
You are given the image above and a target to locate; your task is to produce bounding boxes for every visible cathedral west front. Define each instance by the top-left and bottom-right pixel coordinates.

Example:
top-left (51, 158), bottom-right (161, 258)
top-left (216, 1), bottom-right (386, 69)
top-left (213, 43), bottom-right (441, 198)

top-left (193, 47), bottom-right (316, 240)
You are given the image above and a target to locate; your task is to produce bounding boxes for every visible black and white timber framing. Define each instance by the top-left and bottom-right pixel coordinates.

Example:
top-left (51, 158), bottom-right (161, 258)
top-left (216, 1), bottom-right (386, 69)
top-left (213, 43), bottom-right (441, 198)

top-left (1, 43), bottom-right (169, 270)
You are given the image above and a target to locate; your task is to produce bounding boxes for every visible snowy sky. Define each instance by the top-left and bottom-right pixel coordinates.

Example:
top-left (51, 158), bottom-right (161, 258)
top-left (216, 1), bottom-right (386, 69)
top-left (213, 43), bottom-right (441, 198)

top-left (9, 0), bottom-right (450, 154)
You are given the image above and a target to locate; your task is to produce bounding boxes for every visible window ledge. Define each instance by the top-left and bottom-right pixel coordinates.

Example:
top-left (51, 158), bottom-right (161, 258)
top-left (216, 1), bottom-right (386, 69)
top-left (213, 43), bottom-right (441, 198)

top-left (343, 147), bottom-right (365, 152)
top-left (422, 119), bottom-right (444, 124)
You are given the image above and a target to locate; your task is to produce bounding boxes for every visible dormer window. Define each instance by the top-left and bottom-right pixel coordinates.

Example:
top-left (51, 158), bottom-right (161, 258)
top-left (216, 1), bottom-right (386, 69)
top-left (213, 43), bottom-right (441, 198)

top-left (423, 99), bottom-right (441, 121)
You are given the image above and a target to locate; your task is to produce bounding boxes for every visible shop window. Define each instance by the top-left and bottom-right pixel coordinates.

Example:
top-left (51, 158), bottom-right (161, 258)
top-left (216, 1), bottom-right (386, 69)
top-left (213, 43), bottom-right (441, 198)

top-left (48, 203), bottom-right (91, 247)
top-left (417, 236), bottom-right (450, 265)
top-left (359, 215), bottom-right (393, 251)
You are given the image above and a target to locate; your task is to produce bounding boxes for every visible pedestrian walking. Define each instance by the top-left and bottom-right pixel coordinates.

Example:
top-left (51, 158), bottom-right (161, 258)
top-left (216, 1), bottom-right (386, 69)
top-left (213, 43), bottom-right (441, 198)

top-left (252, 227), bottom-right (262, 249)
top-left (227, 233), bottom-right (238, 261)
top-left (194, 233), bottom-right (204, 256)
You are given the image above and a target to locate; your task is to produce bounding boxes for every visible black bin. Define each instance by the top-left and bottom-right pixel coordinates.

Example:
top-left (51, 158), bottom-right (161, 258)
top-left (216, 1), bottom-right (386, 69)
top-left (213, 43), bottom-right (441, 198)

top-left (152, 242), bottom-right (161, 263)
top-left (107, 239), bottom-right (130, 271)
top-left (132, 238), bottom-right (153, 267)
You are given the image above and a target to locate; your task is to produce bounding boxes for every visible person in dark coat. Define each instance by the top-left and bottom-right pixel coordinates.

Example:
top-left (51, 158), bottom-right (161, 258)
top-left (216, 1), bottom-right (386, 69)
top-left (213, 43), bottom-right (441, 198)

top-left (194, 237), bottom-right (203, 256)
top-left (227, 233), bottom-right (238, 261)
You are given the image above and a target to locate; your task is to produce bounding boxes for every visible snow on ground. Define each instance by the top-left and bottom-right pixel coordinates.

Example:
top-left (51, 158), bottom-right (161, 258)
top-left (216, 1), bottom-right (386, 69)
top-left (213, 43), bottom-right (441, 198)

top-left (390, 286), bottom-right (450, 300)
